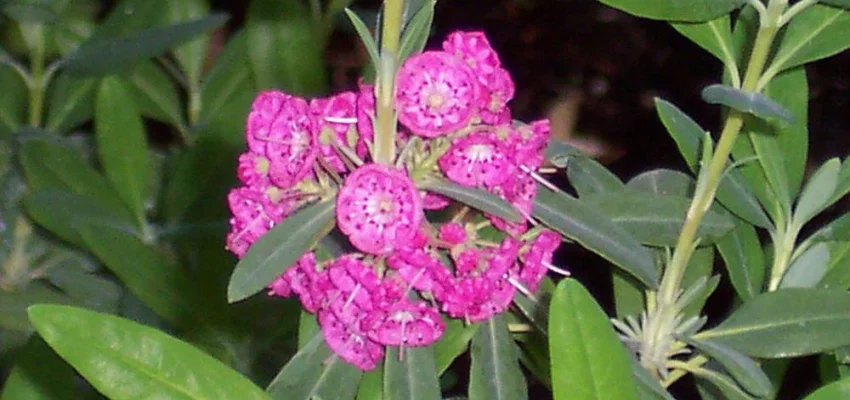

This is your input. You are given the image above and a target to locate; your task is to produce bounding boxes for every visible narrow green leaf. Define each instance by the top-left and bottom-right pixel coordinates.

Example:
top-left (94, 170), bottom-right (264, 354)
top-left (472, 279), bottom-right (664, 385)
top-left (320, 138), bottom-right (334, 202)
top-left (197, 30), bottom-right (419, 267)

top-left (383, 347), bottom-right (441, 400)
top-left (716, 215), bottom-right (766, 300)
top-left (127, 61), bottom-right (185, 128)
top-left (512, 280), bottom-right (554, 334)
top-left (266, 334), bottom-right (362, 400)
top-left (549, 279), bottom-right (639, 400)
top-left (165, 0), bottom-right (211, 86)
top-left (654, 98), bottom-right (771, 228)
top-left (0, 62), bottom-right (28, 136)
top-left (435, 319), bottom-right (480, 375)
top-left (44, 72), bottom-right (96, 133)
top-left (804, 376), bottom-right (850, 399)
top-left (701, 84), bottom-right (795, 124)
top-left (594, 0), bottom-right (745, 22)
top-left (345, 8), bottom-right (380, 70)
top-left (533, 188), bottom-right (659, 288)
top-left (780, 243), bottom-right (830, 289)
top-left (627, 169), bottom-right (694, 196)
top-left (685, 338), bottom-right (772, 397)
top-left (808, 214), bottom-right (850, 245)
top-left (586, 191), bottom-right (733, 247)
top-left (671, 14), bottom-right (737, 67)
top-left (398, 0), bottom-right (434, 61)
top-left (228, 200), bottom-right (336, 303)
top-left (357, 367), bottom-right (384, 400)
top-left (794, 158), bottom-right (841, 227)
top-left (631, 361), bottom-right (675, 400)
top-left (769, 5), bottom-right (850, 74)
top-left (469, 315), bottom-right (528, 400)
top-left (680, 248), bottom-right (719, 317)
top-left (24, 189), bottom-right (135, 248)
top-left (78, 223), bottom-right (210, 327)
top-left (695, 288), bottom-right (850, 358)
top-left (544, 139), bottom-right (583, 168)
top-left (95, 77), bottom-right (152, 226)
top-left (819, 242), bottom-right (850, 290)
top-left (567, 156), bottom-right (625, 197)
top-left (613, 271), bottom-right (645, 319)
top-left (822, 0), bottom-right (850, 8)
top-left (0, 336), bottom-right (78, 400)
top-left (28, 305), bottom-right (269, 399)
top-left (199, 29), bottom-right (253, 123)
top-left (421, 179), bottom-right (522, 223)
top-left (64, 14), bottom-right (228, 76)
top-left (692, 367), bottom-right (755, 400)
top-left (246, 0), bottom-right (326, 95)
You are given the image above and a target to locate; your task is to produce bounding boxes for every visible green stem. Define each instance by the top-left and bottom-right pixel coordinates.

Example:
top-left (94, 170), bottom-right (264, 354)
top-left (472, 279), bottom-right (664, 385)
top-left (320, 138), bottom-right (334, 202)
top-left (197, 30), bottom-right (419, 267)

top-left (767, 223), bottom-right (801, 290)
top-left (373, 0), bottom-right (405, 165)
top-left (27, 37), bottom-right (45, 127)
top-left (641, 0), bottom-right (786, 378)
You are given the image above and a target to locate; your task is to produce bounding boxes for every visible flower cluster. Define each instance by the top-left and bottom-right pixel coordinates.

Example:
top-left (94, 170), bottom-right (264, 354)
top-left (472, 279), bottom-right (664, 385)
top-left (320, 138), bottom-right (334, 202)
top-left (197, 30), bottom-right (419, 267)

top-left (227, 31), bottom-right (565, 370)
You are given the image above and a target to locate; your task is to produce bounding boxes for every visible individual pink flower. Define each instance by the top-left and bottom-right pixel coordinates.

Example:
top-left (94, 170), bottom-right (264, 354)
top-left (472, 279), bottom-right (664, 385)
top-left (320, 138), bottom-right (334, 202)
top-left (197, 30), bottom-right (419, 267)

top-left (247, 92), bottom-right (318, 188)
top-left (336, 164), bottom-right (423, 255)
top-left (519, 229), bottom-right (562, 292)
top-left (454, 248), bottom-right (481, 275)
top-left (509, 119), bottom-right (551, 171)
top-left (327, 256), bottom-right (379, 314)
top-left (356, 83), bottom-right (376, 158)
top-left (442, 31), bottom-right (502, 82)
top-left (396, 51), bottom-right (479, 137)
top-left (237, 153), bottom-right (271, 186)
top-left (478, 67), bottom-right (515, 125)
top-left (489, 173), bottom-right (536, 235)
top-left (438, 222), bottom-right (467, 246)
top-left (439, 130), bottom-right (515, 187)
top-left (365, 299), bottom-right (445, 347)
top-left (422, 192), bottom-right (450, 210)
top-left (319, 309), bottom-right (383, 371)
top-left (267, 252), bottom-right (318, 298)
top-left (464, 276), bottom-right (516, 322)
top-left (225, 186), bottom-right (286, 257)
top-left (387, 249), bottom-right (450, 296)
top-left (312, 92), bottom-right (359, 172)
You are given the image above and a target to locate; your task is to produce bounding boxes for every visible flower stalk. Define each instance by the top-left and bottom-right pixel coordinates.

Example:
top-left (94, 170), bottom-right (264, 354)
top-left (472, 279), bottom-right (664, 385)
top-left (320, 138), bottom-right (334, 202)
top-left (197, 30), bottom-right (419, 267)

top-left (374, 0), bottom-right (406, 164)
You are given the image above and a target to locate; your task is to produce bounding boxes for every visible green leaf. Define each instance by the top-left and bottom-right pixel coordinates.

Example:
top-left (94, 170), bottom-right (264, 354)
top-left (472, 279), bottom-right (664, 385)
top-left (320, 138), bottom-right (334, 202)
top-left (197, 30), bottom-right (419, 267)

top-left (199, 29), bottom-right (253, 123)
top-left (44, 73), bottom-right (96, 133)
top-left (695, 288), bottom-right (850, 358)
top-left (27, 305), bottom-right (270, 399)
top-left (768, 5), bottom-right (850, 75)
top-left (421, 179), bottom-right (522, 223)
top-left (627, 169), bottom-right (694, 196)
top-left (780, 243), bottom-right (830, 289)
top-left (64, 14), bottom-right (228, 76)
top-left (594, 0), bottom-right (745, 22)
top-left (670, 14), bottom-right (737, 68)
top-left (92, 0), bottom-right (169, 39)
top-left (0, 62), bottom-right (28, 136)
top-left (246, 0), bottom-right (326, 95)
top-left (469, 315), bottom-right (528, 400)
top-left (549, 278), bottom-right (639, 400)
top-left (794, 158), bottom-right (841, 227)
top-left (584, 192), bottom-right (734, 247)
top-left (804, 376), bottom-right (850, 399)
top-left (567, 156), bottom-right (624, 197)
top-left (435, 319), bottom-right (480, 375)
top-left (78, 223), bottom-right (210, 327)
top-left (165, 0), bottom-right (211, 86)
top-left (383, 346), bottom-right (441, 400)
top-left (266, 334), bottom-right (362, 400)
top-left (357, 367), bottom-right (383, 400)
top-left (398, 0), bottom-right (434, 62)
top-left (692, 367), bottom-right (755, 400)
top-left (680, 248), bottom-right (719, 317)
top-left (613, 270), bottom-right (645, 319)
top-left (344, 8), bottom-right (380, 70)
top-left (0, 336), bottom-right (78, 400)
top-left (684, 338), bottom-right (772, 397)
top-left (716, 215), bottom-right (766, 300)
top-left (127, 61), bottom-right (186, 128)
top-left (808, 214), bottom-right (850, 245)
top-left (533, 188), bottom-right (659, 288)
top-left (24, 189), bottom-right (135, 248)
top-left (95, 77), bottom-right (152, 226)
top-left (228, 200), bottom-right (336, 303)
top-left (701, 84), bottom-right (795, 124)
top-left (819, 242), bottom-right (850, 290)
top-left (545, 139), bottom-right (583, 168)
top-left (632, 361), bottom-right (675, 400)
top-left (654, 98), bottom-right (771, 228)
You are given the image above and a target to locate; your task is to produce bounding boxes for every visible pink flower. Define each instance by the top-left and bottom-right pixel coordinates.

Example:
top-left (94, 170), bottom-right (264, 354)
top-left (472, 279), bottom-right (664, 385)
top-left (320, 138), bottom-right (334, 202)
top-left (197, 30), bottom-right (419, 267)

top-left (267, 252), bottom-right (318, 298)
top-left (509, 119), bottom-right (551, 171)
top-left (422, 192), bottom-right (450, 210)
top-left (489, 173), bottom-right (536, 235)
top-left (387, 249), bottom-right (451, 297)
top-left (438, 222), bottom-right (467, 246)
top-left (365, 299), bottom-right (445, 346)
top-left (225, 186), bottom-right (287, 257)
top-left (237, 153), bottom-right (271, 186)
top-left (442, 31), bottom-right (502, 82)
top-left (478, 67), bottom-right (515, 125)
top-left (519, 229), bottom-right (562, 292)
top-left (337, 164), bottom-right (423, 255)
top-left (439, 130), bottom-right (515, 187)
top-left (327, 256), bottom-right (379, 313)
top-left (319, 309), bottom-right (383, 371)
top-left (247, 91), bottom-right (318, 189)
top-left (356, 83), bottom-right (376, 158)
top-left (396, 51), bottom-right (479, 137)
top-left (454, 248), bottom-right (481, 275)
top-left (312, 92), bottom-right (359, 172)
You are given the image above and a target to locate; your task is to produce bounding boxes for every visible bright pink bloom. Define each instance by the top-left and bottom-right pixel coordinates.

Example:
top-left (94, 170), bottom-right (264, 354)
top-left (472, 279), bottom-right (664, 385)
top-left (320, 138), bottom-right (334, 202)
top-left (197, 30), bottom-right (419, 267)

top-left (237, 153), bottom-right (271, 186)
top-left (365, 299), bottom-right (445, 346)
top-left (509, 119), bottom-right (551, 171)
top-left (464, 276), bottom-right (516, 322)
top-left (267, 252), bottom-right (318, 298)
top-left (479, 67), bottom-right (515, 124)
top-left (327, 256), bottom-right (378, 313)
top-left (454, 248), bottom-right (481, 275)
top-left (422, 192), bottom-right (450, 210)
top-left (442, 31), bottom-right (502, 82)
top-left (245, 90), bottom-right (288, 154)
top-left (438, 222), bottom-right (467, 246)
top-left (356, 83), bottom-right (376, 158)
top-left (337, 164), bottom-right (423, 255)
top-left (319, 309), bottom-right (383, 371)
top-left (312, 92), bottom-right (359, 172)
top-left (489, 173), bottom-right (536, 235)
top-left (519, 229), bottom-right (562, 292)
top-left (225, 186), bottom-right (288, 257)
top-left (397, 51), bottom-right (479, 137)
top-left (439, 130), bottom-right (514, 187)
top-left (387, 250), bottom-right (450, 296)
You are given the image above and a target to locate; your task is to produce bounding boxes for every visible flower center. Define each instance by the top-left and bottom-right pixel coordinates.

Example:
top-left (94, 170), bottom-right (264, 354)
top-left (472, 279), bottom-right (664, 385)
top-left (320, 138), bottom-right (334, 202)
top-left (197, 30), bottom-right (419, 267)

top-left (428, 93), bottom-right (445, 108)
top-left (467, 144), bottom-right (494, 162)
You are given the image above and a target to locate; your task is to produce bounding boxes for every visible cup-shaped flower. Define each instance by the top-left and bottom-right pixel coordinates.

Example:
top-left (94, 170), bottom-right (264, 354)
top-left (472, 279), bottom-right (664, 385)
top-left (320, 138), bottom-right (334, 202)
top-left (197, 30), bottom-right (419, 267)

top-left (439, 130), bottom-right (515, 187)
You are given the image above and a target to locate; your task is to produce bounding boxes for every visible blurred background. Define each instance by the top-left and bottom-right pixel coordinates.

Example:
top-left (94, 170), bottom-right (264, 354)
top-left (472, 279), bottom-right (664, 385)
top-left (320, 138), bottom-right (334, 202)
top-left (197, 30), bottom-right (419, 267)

top-left (0, 0), bottom-right (848, 398)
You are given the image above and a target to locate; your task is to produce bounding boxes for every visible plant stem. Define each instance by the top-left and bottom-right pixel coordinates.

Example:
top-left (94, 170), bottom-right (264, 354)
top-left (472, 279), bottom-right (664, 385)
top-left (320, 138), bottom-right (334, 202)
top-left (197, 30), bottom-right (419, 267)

top-left (27, 33), bottom-right (46, 127)
top-left (767, 223), bottom-right (802, 290)
top-left (641, 0), bottom-right (786, 378)
top-left (373, 0), bottom-right (405, 165)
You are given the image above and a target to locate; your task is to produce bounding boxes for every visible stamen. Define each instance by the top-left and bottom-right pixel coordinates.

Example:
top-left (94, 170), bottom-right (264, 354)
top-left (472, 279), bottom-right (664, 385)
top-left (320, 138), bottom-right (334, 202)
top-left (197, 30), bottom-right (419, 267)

top-left (343, 284), bottom-right (362, 310)
top-left (543, 261), bottom-right (571, 276)
top-left (324, 116), bottom-right (358, 124)
top-left (521, 164), bottom-right (559, 192)
top-left (508, 276), bottom-right (537, 301)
